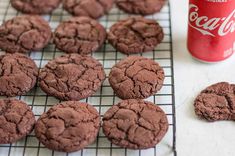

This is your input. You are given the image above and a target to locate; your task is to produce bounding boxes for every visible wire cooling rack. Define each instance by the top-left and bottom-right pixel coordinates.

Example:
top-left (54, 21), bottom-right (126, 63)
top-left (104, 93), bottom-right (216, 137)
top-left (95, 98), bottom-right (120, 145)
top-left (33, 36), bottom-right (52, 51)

top-left (0, 0), bottom-right (176, 156)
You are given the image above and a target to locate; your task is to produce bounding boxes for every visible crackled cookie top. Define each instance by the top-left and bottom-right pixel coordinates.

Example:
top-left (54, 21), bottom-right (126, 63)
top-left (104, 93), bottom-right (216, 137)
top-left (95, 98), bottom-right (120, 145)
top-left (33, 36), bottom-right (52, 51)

top-left (116, 0), bottom-right (166, 15)
top-left (107, 17), bottom-right (164, 54)
top-left (39, 54), bottom-right (105, 101)
top-left (63, 0), bottom-right (114, 19)
top-left (35, 101), bottom-right (100, 152)
top-left (102, 99), bottom-right (168, 149)
top-left (0, 15), bottom-right (51, 53)
top-left (0, 98), bottom-right (35, 144)
top-left (11, 0), bottom-right (61, 14)
top-left (54, 17), bottom-right (106, 55)
top-left (0, 53), bottom-right (38, 96)
top-left (109, 56), bottom-right (164, 99)
top-left (194, 82), bottom-right (235, 122)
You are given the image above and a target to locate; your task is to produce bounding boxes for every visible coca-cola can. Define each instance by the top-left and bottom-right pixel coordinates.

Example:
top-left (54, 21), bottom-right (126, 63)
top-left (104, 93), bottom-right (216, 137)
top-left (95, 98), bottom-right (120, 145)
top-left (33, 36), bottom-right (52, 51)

top-left (187, 0), bottom-right (235, 62)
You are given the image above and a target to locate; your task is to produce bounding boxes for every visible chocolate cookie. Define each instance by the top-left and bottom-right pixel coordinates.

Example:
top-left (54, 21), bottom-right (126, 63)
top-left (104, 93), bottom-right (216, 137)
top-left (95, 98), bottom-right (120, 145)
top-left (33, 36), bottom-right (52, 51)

top-left (35, 101), bottom-right (100, 152)
top-left (116, 0), bottom-right (166, 15)
top-left (0, 98), bottom-right (35, 144)
top-left (109, 56), bottom-right (164, 99)
top-left (102, 99), bottom-right (168, 149)
top-left (107, 17), bottom-right (164, 54)
top-left (63, 0), bottom-right (114, 19)
top-left (0, 53), bottom-right (38, 97)
top-left (54, 17), bottom-right (106, 55)
top-left (11, 0), bottom-right (61, 14)
top-left (194, 82), bottom-right (235, 122)
top-left (39, 54), bottom-right (105, 101)
top-left (0, 15), bottom-right (51, 53)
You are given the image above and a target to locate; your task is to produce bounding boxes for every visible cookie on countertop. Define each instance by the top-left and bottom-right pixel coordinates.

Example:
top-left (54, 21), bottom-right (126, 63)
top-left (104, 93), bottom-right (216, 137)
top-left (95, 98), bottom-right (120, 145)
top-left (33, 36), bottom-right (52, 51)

top-left (39, 54), bottom-right (106, 101)
top-left (63, 0), bottom-right (114, 19)
top-left (54, 17), bottom-right (106, 55)
top-left (35, 101), bottom-right (100, 152)
top-left (0, 53), bottom-right (38, 97)
top-left (0, 15), bottom-right (51, 53)
top-left (109, 56), bottom-right (165, 99)
top-left (11, 0), bottom-right (61, 14)
top-left (0, 98), bottom-right (36, 144)
top-left (116, 0), bottom-right (166, 15)
top-left (102, 99), bottom-right (168, 149)
top-left (194, 82), bottom-right (235, 122)
top-left (107, 17), bottom-right (164, 54)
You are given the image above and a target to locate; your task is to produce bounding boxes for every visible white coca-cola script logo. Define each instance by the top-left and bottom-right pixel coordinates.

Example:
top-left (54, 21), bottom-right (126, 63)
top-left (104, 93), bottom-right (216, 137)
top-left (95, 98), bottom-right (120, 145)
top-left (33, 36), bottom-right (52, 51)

top-left (189, 4), bottom-right (235, 37)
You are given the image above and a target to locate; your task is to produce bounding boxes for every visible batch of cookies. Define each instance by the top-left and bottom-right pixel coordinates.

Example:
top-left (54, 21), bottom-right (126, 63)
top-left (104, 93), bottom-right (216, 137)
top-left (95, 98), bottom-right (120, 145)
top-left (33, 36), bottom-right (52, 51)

top-left (0, 0), bottom-right (169, 153)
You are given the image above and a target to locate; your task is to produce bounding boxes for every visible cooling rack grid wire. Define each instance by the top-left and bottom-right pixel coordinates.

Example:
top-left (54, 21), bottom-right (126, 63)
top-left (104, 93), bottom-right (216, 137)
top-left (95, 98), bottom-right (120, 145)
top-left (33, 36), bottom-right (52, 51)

top-left (0, 0), bottom-right (176, 156)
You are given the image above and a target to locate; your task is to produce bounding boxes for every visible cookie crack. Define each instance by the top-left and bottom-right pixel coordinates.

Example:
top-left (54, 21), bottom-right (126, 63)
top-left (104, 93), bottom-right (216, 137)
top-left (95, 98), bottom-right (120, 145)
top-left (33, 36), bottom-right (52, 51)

top-left (40, 54), bottom-right (105, 100)
top-left (67, 0), bottom-right (82, 14)
top-left (113, 19), bottom-right (158, 48)
top-left (113, 58), bottom-right (155, 98)
top-left (105, 106), bottom-right (155, 147)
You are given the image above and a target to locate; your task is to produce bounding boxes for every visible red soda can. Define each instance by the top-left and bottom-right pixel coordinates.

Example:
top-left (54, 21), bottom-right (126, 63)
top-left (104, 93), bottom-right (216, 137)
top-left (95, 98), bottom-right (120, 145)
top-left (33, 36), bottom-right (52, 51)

top-left (187, 0), bottom-right (235, 62)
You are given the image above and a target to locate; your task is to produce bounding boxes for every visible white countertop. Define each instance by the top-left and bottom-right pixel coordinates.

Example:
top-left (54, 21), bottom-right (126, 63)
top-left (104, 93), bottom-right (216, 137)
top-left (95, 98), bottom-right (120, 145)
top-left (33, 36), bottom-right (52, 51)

top-left (171, 0), bottom-right (235, 155)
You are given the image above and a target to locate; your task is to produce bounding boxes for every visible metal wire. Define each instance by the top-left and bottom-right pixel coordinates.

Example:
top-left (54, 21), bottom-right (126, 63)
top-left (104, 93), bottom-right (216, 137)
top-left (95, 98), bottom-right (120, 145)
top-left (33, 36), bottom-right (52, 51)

top-left (0, 0), bottom-right (177, 156)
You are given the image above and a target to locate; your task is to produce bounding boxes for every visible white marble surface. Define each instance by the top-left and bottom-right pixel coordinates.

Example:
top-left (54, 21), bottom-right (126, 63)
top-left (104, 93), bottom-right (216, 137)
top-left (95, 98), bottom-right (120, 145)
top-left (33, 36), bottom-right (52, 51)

top-left (171, 0), bottom-right (235, 155)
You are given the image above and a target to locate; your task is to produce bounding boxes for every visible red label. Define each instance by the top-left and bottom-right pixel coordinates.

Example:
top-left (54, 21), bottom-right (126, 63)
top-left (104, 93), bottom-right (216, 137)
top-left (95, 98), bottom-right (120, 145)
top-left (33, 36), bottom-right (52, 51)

top-left (187, 0), bottom-right (235, 62)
